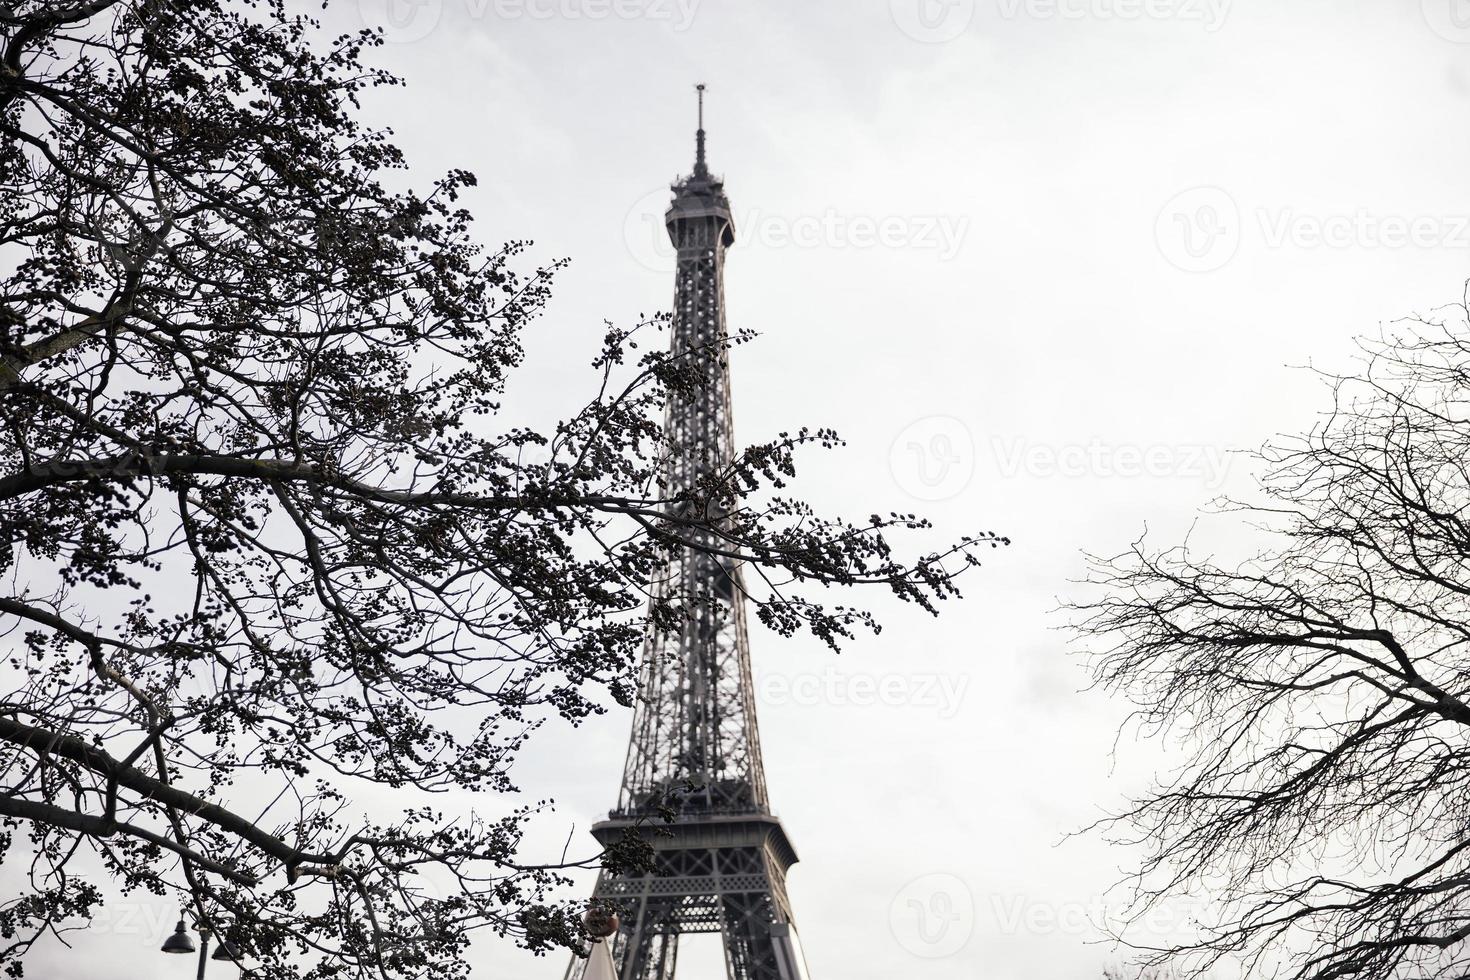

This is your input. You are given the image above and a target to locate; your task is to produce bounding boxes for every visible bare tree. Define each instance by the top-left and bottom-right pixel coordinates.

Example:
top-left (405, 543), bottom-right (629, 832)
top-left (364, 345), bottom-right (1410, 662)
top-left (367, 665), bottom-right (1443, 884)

top-left (0, 2), bottom-right (1002, 976)
top-left (1074, 293), bottom-right (1470, 980)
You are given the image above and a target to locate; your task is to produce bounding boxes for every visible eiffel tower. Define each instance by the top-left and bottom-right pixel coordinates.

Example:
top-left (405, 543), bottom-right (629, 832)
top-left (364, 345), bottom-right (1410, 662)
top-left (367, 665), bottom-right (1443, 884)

top-left (565, 87), bottom-right (812, 980)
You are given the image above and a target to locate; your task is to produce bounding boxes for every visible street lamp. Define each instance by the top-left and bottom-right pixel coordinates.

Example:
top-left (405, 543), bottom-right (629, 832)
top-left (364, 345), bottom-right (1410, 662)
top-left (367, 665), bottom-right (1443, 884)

top-left (159, 914), bottom-right (244, 978)
top-left (160, 918), bottom-right (195, 956)
top-left (212, 936), bottom-right (244, 963)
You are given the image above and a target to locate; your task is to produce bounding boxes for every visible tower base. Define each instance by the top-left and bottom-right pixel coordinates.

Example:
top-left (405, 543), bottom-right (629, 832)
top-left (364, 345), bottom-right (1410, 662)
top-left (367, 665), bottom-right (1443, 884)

top-left (564, 813), bottom-right (809, 980)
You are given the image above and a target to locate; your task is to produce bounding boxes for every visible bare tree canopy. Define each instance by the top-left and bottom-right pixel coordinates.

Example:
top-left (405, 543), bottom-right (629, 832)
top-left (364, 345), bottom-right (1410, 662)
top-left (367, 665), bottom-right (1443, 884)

top-left (1074, 296), bottom-right (1470, 980)
top-left (0, 2), bottom-right (1002, 975)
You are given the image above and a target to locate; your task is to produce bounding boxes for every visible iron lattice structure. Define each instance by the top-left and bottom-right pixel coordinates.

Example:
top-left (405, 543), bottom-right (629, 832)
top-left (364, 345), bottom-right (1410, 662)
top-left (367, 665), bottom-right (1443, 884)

top-left (566, 90), bottom-right (811, 980)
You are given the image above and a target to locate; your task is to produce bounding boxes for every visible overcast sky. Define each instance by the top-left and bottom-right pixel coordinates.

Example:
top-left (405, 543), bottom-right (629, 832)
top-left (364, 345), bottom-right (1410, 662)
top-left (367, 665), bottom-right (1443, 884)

top-left (44, 0), bottom-right (1470, 977)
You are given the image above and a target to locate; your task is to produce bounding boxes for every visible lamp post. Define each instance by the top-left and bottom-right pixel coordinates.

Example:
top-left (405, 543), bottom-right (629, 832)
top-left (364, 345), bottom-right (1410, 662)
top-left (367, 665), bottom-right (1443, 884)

top-left (160, 915), bottom-right (244, 978)
top-left (582, 905), bottom-right (619, 980)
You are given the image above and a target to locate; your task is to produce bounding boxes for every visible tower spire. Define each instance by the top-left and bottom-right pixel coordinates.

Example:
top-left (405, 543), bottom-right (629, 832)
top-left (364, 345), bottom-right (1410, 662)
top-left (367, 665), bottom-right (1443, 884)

top-left (694, 82), bottom-right (708, 177)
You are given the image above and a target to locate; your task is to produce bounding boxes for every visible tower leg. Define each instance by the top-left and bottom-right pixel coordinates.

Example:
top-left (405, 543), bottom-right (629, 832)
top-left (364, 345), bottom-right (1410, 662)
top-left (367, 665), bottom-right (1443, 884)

top-left (570, 839), bottom-right (803, 980)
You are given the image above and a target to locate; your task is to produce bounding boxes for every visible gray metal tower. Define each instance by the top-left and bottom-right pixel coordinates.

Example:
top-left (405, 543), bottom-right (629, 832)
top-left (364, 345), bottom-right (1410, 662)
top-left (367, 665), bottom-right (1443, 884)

top-left (566, 86), bottom-right (812, 980)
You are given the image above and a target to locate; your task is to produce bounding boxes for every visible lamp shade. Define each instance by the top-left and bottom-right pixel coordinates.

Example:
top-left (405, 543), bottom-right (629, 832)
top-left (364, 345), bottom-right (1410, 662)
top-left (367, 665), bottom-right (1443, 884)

top-left (212, 937), bottom-right (243, 963)
top-left (582, 906), bottom-right (620, 940)
top-left (160, 919), bottom-right (196, 955)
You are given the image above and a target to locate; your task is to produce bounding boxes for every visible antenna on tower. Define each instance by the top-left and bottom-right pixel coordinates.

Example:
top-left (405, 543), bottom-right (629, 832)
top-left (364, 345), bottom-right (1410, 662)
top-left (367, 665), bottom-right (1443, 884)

top-left (694, 82), bottom-right (708, 176)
